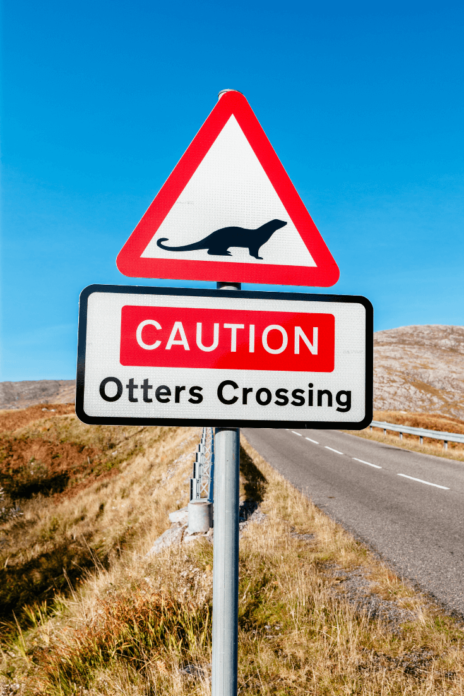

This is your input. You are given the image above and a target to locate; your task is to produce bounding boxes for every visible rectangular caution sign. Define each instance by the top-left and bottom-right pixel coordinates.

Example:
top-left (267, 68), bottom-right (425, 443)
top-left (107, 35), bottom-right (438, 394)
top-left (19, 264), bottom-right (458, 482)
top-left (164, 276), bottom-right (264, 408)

top-left (76, 286), bottom-right (373, 429)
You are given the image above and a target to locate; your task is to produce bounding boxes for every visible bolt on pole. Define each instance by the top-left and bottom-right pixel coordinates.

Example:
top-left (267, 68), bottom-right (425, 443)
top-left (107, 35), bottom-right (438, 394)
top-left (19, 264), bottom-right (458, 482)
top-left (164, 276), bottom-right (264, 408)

top-left (212, 279), bottom-right (241, 696)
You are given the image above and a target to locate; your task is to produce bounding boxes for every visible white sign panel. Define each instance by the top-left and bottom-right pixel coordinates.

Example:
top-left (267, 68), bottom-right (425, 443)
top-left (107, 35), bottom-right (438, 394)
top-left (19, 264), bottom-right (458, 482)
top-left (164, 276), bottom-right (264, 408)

top-left (76, 286), bottom-right (373, 429)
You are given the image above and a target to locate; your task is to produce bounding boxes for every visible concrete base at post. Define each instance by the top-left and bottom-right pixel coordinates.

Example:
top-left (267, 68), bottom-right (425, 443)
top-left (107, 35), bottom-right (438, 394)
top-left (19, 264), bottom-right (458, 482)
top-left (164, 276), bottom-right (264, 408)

top-left (188, 500), bottom-right (212, 534)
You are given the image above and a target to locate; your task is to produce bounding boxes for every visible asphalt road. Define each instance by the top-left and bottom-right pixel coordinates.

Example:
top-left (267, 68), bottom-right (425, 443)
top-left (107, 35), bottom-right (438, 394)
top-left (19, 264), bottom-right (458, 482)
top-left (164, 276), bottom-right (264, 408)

top-left (243, 427), bottom-right (464, 617)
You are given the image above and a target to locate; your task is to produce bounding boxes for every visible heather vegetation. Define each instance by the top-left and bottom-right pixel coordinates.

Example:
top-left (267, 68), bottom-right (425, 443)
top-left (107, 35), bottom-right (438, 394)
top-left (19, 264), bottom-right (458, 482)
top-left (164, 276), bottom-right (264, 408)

top-left (1, 406), bottom-right (463, 694)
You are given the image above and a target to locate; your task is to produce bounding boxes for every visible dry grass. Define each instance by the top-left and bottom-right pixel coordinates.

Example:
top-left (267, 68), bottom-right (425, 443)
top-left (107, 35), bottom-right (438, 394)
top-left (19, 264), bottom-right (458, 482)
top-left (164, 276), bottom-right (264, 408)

top-left (1, 409), bottom-right (464, 694)
top-left (347, 410), bottom-right (464, 462)
top-left (234, 440), bottom-right (464, 694)
top-left (0, 406), bottom-right (198, 623)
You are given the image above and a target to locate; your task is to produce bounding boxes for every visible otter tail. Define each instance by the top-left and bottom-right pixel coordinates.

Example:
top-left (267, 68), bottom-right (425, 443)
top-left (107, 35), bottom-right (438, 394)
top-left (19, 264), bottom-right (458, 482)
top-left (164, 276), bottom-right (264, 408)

top-left (156, 237), bottom-right (206, 252)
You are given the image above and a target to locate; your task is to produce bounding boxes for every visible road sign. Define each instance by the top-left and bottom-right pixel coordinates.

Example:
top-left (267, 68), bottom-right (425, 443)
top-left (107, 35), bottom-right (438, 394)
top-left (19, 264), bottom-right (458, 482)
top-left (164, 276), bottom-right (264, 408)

top-left (76, 285), bottom-right (372, 428)
top-left (116, 91), bottom-right (339, 287)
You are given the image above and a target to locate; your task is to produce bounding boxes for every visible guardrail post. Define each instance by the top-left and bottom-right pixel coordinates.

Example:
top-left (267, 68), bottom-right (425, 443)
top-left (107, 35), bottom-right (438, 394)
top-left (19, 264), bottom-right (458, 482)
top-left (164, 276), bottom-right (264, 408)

top-left (188, 428), bottom-right (214, 532)
top-left (208, 431), bottom-right (215, 504)
top-left (370, 421), bottom-right (464, 448)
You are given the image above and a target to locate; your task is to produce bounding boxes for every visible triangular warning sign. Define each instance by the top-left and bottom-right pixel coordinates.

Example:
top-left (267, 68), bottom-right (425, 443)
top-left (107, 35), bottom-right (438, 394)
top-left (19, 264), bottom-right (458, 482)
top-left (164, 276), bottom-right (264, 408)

top-left (117, 91), bottom-right (339, 286)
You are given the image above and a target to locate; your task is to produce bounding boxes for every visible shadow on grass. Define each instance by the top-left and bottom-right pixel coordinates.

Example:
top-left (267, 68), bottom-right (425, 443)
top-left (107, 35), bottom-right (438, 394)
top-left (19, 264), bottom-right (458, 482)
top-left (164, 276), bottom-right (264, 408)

top-left (240, 445), bottom-right (268, 504)
top-left (2, 468), bottom-right (70, 499)
top-left (0, 540), bottom-right (107, 625)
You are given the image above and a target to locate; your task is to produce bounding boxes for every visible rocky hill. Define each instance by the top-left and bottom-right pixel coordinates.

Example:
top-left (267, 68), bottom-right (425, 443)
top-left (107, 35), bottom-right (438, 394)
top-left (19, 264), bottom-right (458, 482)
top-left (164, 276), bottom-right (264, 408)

top-left (0, 380), bottom-right (75, 410)
top-left (1, 325), bottom-right (463, 417)
top-left (374, 325), bottom-right (464, 419)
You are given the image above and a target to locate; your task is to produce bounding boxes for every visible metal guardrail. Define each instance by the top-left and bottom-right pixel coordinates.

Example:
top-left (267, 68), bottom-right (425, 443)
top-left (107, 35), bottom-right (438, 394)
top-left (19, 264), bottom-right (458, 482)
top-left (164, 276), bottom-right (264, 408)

top-left (190, 427), bottom-right (214, 502)
top-left (370, 420), bottom-right (464, 450)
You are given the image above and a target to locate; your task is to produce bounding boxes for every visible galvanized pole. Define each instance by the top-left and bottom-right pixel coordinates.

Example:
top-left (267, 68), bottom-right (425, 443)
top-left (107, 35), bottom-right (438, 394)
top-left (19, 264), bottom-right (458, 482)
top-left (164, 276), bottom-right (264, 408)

top-left (212, 280), bottom-right (241, 696)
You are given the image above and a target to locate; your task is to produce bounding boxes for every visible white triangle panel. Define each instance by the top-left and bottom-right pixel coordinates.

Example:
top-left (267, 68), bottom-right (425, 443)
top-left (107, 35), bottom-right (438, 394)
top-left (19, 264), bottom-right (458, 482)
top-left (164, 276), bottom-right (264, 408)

top-left (141, 116), bottom-right (316, 267)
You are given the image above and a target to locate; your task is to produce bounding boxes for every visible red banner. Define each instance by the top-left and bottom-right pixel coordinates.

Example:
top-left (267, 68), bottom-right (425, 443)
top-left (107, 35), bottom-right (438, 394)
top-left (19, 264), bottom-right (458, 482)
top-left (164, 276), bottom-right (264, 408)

top-left (120, 305), bottom-right (335, 372)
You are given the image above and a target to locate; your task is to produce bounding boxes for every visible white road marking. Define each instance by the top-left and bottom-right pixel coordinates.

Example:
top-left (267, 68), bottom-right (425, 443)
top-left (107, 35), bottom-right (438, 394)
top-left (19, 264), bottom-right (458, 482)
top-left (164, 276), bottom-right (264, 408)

top-left (292, 431), bottom-right (302, 436)
top-left (306, 437), bottom-right (319, 444)
top-left (325, 446), bottom-right (343, 455)
top-left (397, 473), bottom-right (449, 490)
top-left (353, 457), bottom-right (381, 469)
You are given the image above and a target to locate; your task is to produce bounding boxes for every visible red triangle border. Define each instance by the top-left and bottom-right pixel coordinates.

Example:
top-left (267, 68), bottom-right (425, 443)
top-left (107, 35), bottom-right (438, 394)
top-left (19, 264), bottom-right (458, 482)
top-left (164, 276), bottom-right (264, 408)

top-left (117, 91), bottom-right (339, 287)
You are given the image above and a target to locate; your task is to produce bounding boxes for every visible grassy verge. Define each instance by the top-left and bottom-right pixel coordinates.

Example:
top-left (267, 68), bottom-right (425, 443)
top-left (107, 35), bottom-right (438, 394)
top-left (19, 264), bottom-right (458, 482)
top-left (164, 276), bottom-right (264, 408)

top-left (1, 411), bottom-right (463, 694)
top-left (346, 410), bottom-right (464, 462)
top-left (0, 406), bottom-right (198, 625)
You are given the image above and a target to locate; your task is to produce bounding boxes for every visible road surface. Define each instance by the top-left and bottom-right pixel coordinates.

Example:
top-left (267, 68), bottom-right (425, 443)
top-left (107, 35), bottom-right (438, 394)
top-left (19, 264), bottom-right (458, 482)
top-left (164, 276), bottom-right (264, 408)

top-left (243, 427), bottom-right (464, 617)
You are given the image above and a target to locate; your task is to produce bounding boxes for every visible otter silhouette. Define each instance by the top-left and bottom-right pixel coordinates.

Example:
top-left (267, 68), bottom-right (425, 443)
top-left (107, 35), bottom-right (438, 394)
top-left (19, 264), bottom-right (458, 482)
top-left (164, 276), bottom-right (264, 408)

top-left (156, 219), bottom-right (287, 259)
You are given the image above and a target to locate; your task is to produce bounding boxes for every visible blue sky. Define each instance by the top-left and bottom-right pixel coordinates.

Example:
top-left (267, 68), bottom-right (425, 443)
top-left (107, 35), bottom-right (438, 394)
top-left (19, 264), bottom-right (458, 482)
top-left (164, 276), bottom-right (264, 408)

top-left (1, 0), bottom-right (463, 381)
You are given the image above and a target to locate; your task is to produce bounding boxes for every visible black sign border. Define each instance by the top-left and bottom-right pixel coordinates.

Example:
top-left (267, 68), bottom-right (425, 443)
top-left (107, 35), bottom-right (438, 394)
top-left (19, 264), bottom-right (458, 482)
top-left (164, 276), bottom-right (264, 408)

top-left (76, 284), bottom-right (373, 429)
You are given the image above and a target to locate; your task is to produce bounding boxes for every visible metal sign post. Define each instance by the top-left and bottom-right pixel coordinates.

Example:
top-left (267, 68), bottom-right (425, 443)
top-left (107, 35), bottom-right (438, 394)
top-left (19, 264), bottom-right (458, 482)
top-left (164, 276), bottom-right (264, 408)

top-left (211, 282), bottom-right (241, 696)
top-left (211, 426), bottom-right (240, 696)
